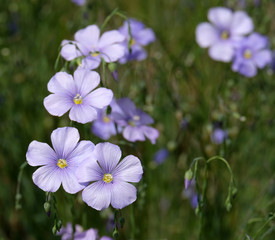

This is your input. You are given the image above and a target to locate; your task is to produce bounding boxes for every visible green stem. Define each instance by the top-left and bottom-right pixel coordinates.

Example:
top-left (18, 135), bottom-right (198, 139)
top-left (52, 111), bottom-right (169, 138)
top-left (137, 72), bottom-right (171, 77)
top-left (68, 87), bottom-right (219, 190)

top-left (15, 161), bottom-right (28, 210)
top-left (253, 213), bottom-right (275, 239)
top-left (130, 204), bottom-right (136, 240)
top-left (100, 8), bottom-right (119, 32)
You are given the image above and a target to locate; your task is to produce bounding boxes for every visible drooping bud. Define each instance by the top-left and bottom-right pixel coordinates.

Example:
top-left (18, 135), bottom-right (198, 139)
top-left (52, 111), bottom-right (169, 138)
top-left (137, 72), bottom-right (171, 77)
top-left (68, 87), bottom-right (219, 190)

top-left (184, 169), bottom-right (193, 189)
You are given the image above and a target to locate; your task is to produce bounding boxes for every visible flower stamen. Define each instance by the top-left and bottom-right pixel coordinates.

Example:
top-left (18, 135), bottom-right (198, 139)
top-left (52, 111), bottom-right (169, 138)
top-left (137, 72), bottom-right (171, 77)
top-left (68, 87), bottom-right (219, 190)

top-left (221, 30), bottom-right (229, 40)
top-left (74, 94), bottom-right (83, 104)
top-left (91, 51), bottom-right (100, 57)
top-left (57, 159), bottom-right (67, 169)
top-left (103, 116), bottom-right (111, 123)
top-left (244, 49), bottom-right (252, 59)
top-left (103, 173), bottom-right (113, 183)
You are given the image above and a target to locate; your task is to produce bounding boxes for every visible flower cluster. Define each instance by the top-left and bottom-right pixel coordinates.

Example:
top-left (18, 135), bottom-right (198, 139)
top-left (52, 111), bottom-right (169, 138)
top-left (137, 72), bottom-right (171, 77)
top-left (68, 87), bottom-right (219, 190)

top-left (196, 7), bottom-right (272, 77)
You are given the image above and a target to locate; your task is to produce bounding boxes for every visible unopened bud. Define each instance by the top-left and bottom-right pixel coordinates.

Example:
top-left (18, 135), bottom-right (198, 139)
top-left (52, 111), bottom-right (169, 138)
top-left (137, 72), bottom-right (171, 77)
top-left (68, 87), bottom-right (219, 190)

top-left (44, 202), bottom-right (51, 213)
top-left (113, 229), bottom-right (119, 239)
top-left (52, 225), bottom-right (57, 235)
top-left (184, 169), bottom-right (193, 189)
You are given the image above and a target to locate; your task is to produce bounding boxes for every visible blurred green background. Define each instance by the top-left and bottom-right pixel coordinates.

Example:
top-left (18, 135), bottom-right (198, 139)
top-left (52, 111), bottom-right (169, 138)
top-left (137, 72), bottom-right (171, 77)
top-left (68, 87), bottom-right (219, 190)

top-left (0, 0), bottom-right (274, 239)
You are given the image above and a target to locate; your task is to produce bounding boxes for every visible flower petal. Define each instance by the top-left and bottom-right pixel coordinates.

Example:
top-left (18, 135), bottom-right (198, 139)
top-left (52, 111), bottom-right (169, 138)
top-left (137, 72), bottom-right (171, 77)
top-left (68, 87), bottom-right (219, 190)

top-left (209, 42), bottom-right (234, 62)
top-left (123, 126), bottom-right (146, 142)
top-left (254, 50), bottom-right (272, 68)
top-left (69, 104), bottom-right (98, 124)
top-left (61, 168), bottom-right (85, 194)
top-left (84, 88), bottom-right (113, 109)
top-left (116, 98), bottom-right (136, 116)
top-left (230, 11), bottom-right (254, 36)
top-left (81, 56), bottom-right (101, 70)
top-left (135, 28), bottom-right (156, 45)
top-left (100, 44), bottom-right (125, 62)
top-left (74, 25), bottom-right (100, 51)
top-left (67, 140), bottom-right (95, 167)
top-left (82, 181), bottom-right (111, 210)
top-left (98, 30), bottom-right (125, 48)
top-left (61, 40), bottom-right (83, 61)
top-left (208, 7), bottom-right (233, 28)
top-left (44, 94), bottom-right (73, 117)
top-left (92, 121), bottom-right (117, 140)
top-left (140, 126), bottom-right (159, 144)
top-left (73, 68), bottom-right (100, 97)
top-left (232, 60), bottom-right (257, 77)
top-left (110, 181), bottom-right (137, 209)
top-left (47, 71), bottom-right (76, 95)
top-left (195, 23), bottom-right (219, 48)
top-left (246, 33), bottom-right (268, 51)
top-left (32, 165), bottom-right (61, 192)
top-left (26, 141), bottom-right (57, 166)
top-left (94, 143), bottom-right (121, 173)
top-left (113, 155), bottom-right (143, 183)
top-left (51, 127), bottom-right (80, 159)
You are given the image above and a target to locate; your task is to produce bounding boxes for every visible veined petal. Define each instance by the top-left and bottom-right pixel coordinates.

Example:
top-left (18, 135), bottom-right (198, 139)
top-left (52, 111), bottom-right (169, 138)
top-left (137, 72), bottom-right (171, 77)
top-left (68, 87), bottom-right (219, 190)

top-left (209, 42), bottom-right (234, 62)
top-left (47, 71), bottom-right (76, 95)
top-left (98, 30), bottom-right (125, 48)
top-left (61, 168), bottom-right (85, 194)
top-left (32, 165), bottom-right (61, 192)
top-left (51, 127), bottom-right (80, 159)
top-left (67, 140), bottom-right (95, 167)
top-left (76, 157), bottom-right (103, 183)
top-left (61, 40), bottom-right (82, 61)
top-left (100, 44), bottom-right (125, 62)
top-left (92, 120), bottom-right (117, 140)
top-left (195, 23), bottom-right (219, 48)
top-left (69, 104), bottom-right (97, 124)
top-left (123, 126), bottom-right (146, 142)
top-left (110, 181), bottom-right (137, 209)
top-left (74, 25), bottom-right (100, 51)
top-left (113, 155), bottom-right (143, 183)
top-left (82, 181), bottom-right (111, 210)
top-left (84, 88), bottom-right (113, 109)
top-left (26, 141), bottom-right (57, 166)
top-left (44, 94), bottom-right (73, 117)
top-left (73, 68), bottom-right (100, 97)
top-left (230, 11), bottom-right (254, 36)
top-left (116, 98), bottom-right (136, 116)
top-left (254, 50), bottom-right (272, 68)
top-left (135, 28), bottom-right (156, 45)
top-left (140, 126), bottom-right (159, 144)
top-left (208, 7), bottom-right (233, 28)
top-left (94, 143), bottom-right (121, 173)
top-left (81, 56), bottom-right (101, 70)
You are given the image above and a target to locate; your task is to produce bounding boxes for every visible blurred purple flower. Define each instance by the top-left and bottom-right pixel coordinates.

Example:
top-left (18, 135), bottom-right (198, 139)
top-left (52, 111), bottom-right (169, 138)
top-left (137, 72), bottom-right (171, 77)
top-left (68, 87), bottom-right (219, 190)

top-left (196, 7), bottom-right (253, 62)
top-left (77, 142), bottom-right (143, 210)
top-left (118, 19), bottom-right (156, 63)
top-left (61, 25), bottom-right (125, 69)
top-left (182, 180), bottom-right (199, 209)
top-left (111, 98), bottom-right (159, 144)
top-left (92, 107), bottom-right (117, 140)
top-left (211, 128), bottom-right (228, 144)
top-left (71, 0), bottom-right (86, 6)
top-left (232, 33), bottom-right (272, 77)
top-left (26, 127), bottom-right (94, 194)
top-left (154, 148), bottom-right (169, 165)
top-left (44, 69), bottom-right (113, 124)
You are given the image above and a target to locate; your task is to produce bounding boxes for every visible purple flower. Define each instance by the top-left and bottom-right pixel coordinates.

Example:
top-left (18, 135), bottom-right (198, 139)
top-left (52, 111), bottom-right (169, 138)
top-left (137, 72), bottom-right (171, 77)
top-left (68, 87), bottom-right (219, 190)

top-left (232, 33), bottom-right (272, 77)
top-left (118, 19), bottom-right (156, 63)
top-left (111, 98), bottom-right (159, 144)
top-left (77, 142), bottom-right (143, 210)
top-left (211, 128), bottom-right (228, 144)
top-left (153, 148), bottom-right (169, 165)
top-left (26, 127), bottom-right (94, 194)
top-left (182, 180), bottom-right (199, 209)
top-left (92, 107), bottom-right (117, 140)
top-left (44, 68), bottom-right (113, 124)
top-left (71, 0), bottom-right (86, 6)
top-left (196, 7), bottom-right (253, 62)
top-left (61, 25), bottom-right (125, 69)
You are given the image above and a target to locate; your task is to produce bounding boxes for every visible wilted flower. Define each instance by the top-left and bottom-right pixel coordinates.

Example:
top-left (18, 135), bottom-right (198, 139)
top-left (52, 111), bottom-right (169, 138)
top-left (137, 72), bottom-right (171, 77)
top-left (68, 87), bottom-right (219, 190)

top-left (77, 142), bottom-right (143, 210)
top-left (153, 148), bottom-right (169, 165)
top-left (111, 98), bottom-right (159, 144)
top-left (196, 7), bottom-right (253, 62)
top-left (211, 128), bottom-right (228, 144)
top-left (61, 25), bottom-right (125, 69)
top-left (232, 33), bottom-right (272, 77)
top-left (71, 0), bottom-right (86, 6)
top-left (26, 127), bottom-right (94, 194)
top-left (44, 68), bottom-right (113, 124)
top-left (118, 19), bottom-right (156, 63)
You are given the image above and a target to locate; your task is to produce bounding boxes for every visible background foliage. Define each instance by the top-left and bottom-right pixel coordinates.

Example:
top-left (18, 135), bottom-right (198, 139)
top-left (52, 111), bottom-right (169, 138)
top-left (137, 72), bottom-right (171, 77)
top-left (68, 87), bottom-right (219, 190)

top-left (0, 0), bottom-right (274, 239)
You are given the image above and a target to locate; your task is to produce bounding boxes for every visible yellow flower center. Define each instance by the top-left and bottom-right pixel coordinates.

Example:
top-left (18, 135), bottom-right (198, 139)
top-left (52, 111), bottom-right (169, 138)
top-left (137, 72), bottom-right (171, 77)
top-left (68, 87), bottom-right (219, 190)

top-left (103, 173), bottom-right (113, 183)
top-left (221, 30), bottom-right (229, 40)
top-left (129, 38), bottom-right (136, 46)
top-left (133, 115), bottom-right (140, 121)
top-left (244, 49), bottom-right (252, 59)
top-left (103, 116), bottom-right (111, 123)
top-left (91, 52), bottom-right (100, 57)
top-left (57, 159), bottom-right (67, 169)
top-left (73, 94), bottom-right (83, 104)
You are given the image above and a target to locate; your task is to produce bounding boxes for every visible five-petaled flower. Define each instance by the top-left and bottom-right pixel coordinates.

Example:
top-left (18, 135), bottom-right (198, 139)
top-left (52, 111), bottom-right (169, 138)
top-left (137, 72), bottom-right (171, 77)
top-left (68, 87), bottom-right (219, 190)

top-left (61, 25), bottom-right (125, 69)
top-left (77, 142), bottom-right (143, 210)
top-left (26, 127), bottom-right (95, 194)
top-left (118, 18), bottom-right (156, 63)
top-left (44, 68), bottom-right (113, 124)
top-left (196, 7), bottom-right (253, 62)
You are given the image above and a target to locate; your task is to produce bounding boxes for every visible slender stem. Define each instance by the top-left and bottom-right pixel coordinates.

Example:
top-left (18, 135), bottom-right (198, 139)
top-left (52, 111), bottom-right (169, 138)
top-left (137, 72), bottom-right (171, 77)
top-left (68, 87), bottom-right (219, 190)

top-left (253, 213), bottom-right (275, 239)
top-left (100, 8), bottom-right (119, 32)
top-left (130, 204), bottom-right (136, 240)
top-left (15, 161), bottom-right (28, 210)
